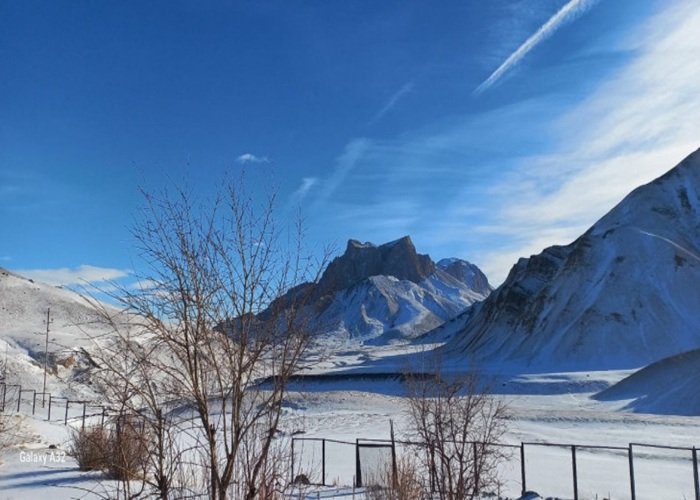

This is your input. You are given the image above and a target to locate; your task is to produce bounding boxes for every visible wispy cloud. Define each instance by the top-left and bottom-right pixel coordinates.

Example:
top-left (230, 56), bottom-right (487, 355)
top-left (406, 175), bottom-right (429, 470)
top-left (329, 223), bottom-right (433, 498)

top-left (290, 177), bottom-right (318, 204)
top-left (15, 265), bottom-right (131, 287)
top-left (475, 0), bottom-right (599, 94)
top-left (313, 139), bottom-right (372, 205)
top-left (236, 153), bottom-right (270, 164)
top-left (471, 0), bottom-right (700, 282)
top-left (371, 82), bottom-right (414, 123)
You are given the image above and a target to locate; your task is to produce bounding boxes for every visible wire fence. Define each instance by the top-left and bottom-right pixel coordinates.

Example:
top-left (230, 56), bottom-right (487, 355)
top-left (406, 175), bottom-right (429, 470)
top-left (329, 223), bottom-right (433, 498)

top-left (4, 381), bottom-right (700, 499)
top-left (1, 381), bottom-right (118, 429)
top-left (291, 435), bottom-right (700, 500)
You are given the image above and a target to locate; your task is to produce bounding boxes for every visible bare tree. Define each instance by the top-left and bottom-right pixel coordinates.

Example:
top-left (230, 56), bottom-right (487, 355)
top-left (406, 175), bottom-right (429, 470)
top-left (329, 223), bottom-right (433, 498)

top-left (87, 174), bottom-right (325, 499)
top-left (404, 359), bottom-right (509, 500)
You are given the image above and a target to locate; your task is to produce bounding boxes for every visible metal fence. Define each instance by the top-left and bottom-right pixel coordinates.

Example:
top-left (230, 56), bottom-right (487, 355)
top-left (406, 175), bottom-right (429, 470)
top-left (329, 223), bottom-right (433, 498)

top-left (5, 382), bottom-right (700, 499)
top-left (1, 381), bottom-right (116, 429)
top-left (291, 435), bottom-right (700, 499)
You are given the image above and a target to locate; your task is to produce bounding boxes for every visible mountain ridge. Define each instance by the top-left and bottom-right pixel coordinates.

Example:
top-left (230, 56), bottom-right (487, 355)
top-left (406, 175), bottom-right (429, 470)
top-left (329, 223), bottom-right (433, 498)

top-left (443, 147), bottom-right (700, 370)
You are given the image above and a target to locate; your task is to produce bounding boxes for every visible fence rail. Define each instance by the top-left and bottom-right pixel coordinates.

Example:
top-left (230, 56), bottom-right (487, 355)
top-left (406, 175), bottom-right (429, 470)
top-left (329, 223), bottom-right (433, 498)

top-left (0, 381), bottom-right (118, 429)
top-left (292, 436), bottom-right (700, 500)
top-left (4, 381), bottom-right (700, 499)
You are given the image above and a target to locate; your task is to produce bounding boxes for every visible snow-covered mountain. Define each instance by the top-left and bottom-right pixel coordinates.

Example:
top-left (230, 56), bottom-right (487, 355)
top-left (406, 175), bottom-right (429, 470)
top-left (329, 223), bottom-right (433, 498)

top-left (0, 268), bottom-right (112, 394)
top-left (273, 236), bottom-right (491, 343)
top-left (444, 148), bottom-right (700, 370)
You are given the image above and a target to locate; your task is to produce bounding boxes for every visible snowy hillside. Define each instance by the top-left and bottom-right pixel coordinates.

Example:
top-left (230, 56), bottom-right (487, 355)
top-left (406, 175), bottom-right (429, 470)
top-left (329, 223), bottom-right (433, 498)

top-left (0, 268), bottom-right (113, 396)
top-left (595, 348), bottom-right (700, 415)
top-left (271, 236), bottom-right (492, 343)
top-left (444, 148), bottom-right (700, 370)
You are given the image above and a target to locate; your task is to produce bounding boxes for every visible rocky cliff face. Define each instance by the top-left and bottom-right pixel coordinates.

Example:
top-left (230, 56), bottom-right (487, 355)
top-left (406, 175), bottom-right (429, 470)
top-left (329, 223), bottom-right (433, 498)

top-left (444, 148), bottom-right (700, 370)
top-left (316, 236), bottom-right (435, 297)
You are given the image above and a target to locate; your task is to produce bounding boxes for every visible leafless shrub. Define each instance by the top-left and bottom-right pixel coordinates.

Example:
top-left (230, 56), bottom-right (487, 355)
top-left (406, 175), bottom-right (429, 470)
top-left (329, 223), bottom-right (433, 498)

top-left (106, 415), bottom-right (151, 481)
top-left (364, 453), bottom-right (424, 500)
top-left (404, 360), bottom-right (509, 500)
top-left (0, 414), bottom-right (24, 451)
top-left (69, 425), bottom-right (110, 471)
top-left (69, 417), bottom-right (151, 483)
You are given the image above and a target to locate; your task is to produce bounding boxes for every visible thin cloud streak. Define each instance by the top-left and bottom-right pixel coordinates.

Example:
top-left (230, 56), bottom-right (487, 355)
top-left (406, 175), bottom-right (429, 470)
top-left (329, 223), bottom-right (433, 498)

top-left (290, 176), bottom-right (318, 203)
top-left (475, 0), bottom-right (599, 94)
top-left (371, 82), bottom-right (414, 123)
top-left (312, 138), bottom-right (371, 205)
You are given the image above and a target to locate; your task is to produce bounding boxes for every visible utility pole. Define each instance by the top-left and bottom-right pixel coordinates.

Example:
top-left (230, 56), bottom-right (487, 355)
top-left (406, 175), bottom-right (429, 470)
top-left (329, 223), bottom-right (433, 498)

top-left (2, 342), bottom-right (7, 382)
top-left (42, 307), bottom-right (52, 406)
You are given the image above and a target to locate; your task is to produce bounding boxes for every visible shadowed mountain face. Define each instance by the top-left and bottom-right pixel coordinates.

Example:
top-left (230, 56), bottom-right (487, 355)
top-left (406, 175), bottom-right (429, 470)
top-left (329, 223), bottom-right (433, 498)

top-left (444, 148), bottom-right (700, 370)
top-left (267, 236), bottom-right (492, 343)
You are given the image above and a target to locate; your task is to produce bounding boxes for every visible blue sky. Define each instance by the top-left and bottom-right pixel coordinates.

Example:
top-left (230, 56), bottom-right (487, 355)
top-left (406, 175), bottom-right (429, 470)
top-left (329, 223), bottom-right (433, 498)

top-left (2, 0), bottom-right (699, 288)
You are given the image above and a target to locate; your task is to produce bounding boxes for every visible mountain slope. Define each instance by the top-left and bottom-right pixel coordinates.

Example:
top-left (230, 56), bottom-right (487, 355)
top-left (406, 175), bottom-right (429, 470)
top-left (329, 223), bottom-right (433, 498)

top-left (272, 236), bottom-right (492, 343)
top-left (595, 348), bottom-right (700, 415)
top-left (0, 268), bottom-right (114, 395)
top-left (444, 148), bottom-right (700, 370)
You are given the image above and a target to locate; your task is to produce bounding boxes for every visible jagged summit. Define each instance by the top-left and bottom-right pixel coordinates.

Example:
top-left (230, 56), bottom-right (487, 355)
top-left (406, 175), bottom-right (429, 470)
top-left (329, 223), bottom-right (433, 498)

top-left (437, 258), bottom-right (492, 296)
top-left (316, 235), bottom-right (435, 297)
top-left (266, 236), bottom-right (491, 342)
top-left (444, 147), bottom-right (700, 370)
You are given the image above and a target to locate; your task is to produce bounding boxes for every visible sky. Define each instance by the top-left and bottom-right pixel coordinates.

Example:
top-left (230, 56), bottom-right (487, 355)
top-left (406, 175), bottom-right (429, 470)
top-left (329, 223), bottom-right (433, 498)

top-left (1, 0), bottom-right (699, 290)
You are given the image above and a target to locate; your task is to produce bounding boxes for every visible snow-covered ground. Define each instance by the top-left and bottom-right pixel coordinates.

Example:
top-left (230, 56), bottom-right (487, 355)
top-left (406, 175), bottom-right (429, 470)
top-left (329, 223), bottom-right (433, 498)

top-left (4, 344), bottom-right (700, 499)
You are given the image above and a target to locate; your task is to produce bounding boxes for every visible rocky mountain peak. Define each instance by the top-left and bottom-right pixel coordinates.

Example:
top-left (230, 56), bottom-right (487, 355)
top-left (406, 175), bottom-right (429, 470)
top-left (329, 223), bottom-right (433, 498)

top-left (437, 258), bottom-right (492, 296)
top-left (316, 235), bottom-right (435, 298)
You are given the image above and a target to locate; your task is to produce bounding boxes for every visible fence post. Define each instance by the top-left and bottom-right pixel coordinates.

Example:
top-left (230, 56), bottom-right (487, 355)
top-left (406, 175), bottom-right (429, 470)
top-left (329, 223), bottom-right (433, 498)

top-left (473, 441), bottom-right (480, 496)
top-left (32, 390), bottom-right (37, 415)
top-left (427, 446), bottom-right (435, 493)
top-left (629, 444), bottom-right (636, 500)
top-left (571, 445), bottom-right (578, 500)
top-left (17, 388), bottom-right (22, 412)
top-left (82, 402), bottom-right (87, 429)
top-left (355, 438), bottom-right (362, 488)
top-left (1, 384), bottom-right (6, 412)
top-left (47, 394), bottom-right (52, 420)
top-left (65, 400), bottom-right (70, 425)
top-left (290, 438), bottom-right (295, 484)
top-left (520, 442), bottom-right (527, 496)
top-left (322, 438), bottom-right (326, 486)
top-left (693, 447), bottom-right (699, 500)
top-left (390, 420), bottom-right (398, 491)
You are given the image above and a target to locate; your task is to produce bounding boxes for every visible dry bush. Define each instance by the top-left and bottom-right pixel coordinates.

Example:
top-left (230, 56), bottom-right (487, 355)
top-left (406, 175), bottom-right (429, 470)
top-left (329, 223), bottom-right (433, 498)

top-left (69, 416), bottom-right (151, 482)
top-left (364, 453), bottom-right (424, 500)
top-left (106, 415), bottom-right (151, 481)
top-left (70, 425), bottom-right (110, 471)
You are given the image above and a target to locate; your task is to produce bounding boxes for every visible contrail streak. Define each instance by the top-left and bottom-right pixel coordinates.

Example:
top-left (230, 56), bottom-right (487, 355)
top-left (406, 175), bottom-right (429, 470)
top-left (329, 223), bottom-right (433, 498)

top-left (475, 0), bottom-right (599, 94)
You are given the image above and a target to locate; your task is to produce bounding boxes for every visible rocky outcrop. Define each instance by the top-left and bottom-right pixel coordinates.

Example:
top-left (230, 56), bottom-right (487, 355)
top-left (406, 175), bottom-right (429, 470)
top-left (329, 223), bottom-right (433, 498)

top-left (316, 236), bottom-right (435, 297)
